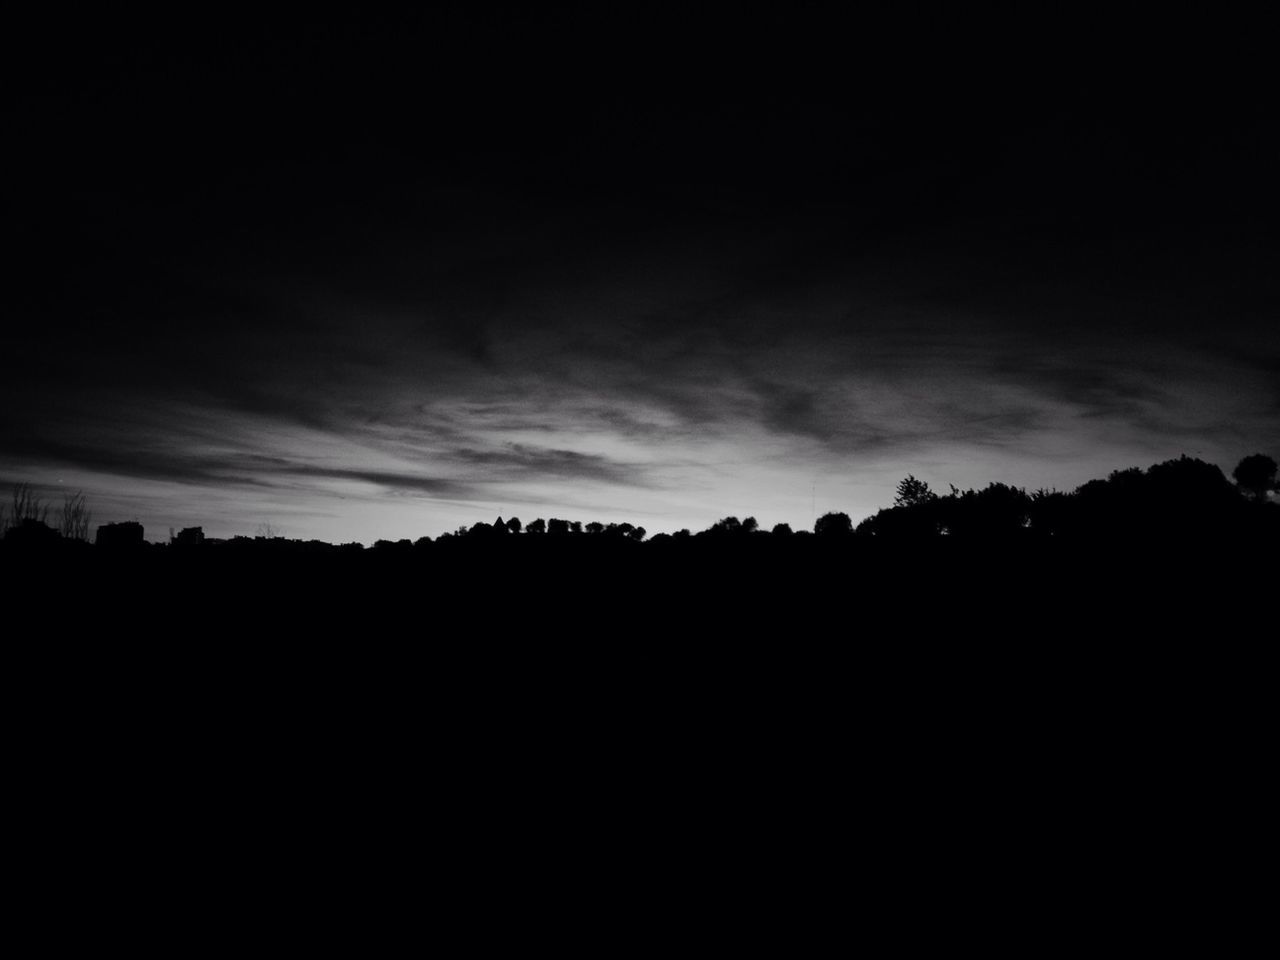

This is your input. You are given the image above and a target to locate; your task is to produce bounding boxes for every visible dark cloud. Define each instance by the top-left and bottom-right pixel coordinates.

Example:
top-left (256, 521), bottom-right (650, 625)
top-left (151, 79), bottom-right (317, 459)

top-left (1, 435), bottom-right (277, 490)
top-left (752, 381), bottom-right (827, 441)
top-left (449, 445), bottom-right (651, 487)
top-left (281, 467), bottom-right (479, 501)
top-left (989, 355), bottom-right (1169, 423)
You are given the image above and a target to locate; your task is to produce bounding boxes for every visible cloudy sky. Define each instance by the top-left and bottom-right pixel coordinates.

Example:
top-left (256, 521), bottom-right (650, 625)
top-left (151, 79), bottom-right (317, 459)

top-left (7, 9), bottom-right (1277, 541)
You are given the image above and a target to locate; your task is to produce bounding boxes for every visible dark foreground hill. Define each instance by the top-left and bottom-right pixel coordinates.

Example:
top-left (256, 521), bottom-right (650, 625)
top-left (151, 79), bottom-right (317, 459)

top-left (4, 454), bottom-right (1273, 943)
top-left (6, 524), bottom-right (1272, 951)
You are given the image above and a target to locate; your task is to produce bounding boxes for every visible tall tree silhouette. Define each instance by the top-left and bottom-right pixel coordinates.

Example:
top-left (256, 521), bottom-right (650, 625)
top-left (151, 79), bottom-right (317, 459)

top-left (894, 475), bottom-right (936, 508)
top-left (1233, 454), bottom-right (1278, 502)
top-left (11, 483), bottom-right (49, 527)
top-left (60, 491), bottom-right (91, 541)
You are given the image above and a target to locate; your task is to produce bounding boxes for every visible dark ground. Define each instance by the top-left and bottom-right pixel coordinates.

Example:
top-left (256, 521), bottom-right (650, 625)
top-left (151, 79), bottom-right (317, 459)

top-left (6, 534), bottom-right (1270, 950)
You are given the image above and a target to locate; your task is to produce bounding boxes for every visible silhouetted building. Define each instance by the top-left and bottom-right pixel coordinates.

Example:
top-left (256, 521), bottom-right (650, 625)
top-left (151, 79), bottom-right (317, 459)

top-left (96, 521), bottom-right (144, 549)
top-left (172, 526), bottom-right (205, 547)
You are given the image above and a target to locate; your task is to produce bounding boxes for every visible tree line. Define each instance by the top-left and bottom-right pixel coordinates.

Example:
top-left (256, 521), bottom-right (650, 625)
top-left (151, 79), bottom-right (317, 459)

top-left (1, 453), bottom-right (1276, 553)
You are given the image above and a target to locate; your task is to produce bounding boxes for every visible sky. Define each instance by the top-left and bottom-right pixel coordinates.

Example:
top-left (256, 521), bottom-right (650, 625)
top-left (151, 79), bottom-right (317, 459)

top-left (6, 9), bottom-right (1278, 542)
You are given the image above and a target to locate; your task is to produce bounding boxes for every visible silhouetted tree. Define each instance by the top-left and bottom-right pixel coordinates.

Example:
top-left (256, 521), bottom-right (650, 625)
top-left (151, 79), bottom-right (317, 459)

top-left (585, 521), bottom-right (604, 535)
top-left (1233, 453), bottom-right (1278, 502)
top-left (547, 518), bottom-right (570, 536)
top-left (506, 517), bottom-right (522, 534)
top-left (1144, 457), bottom-right (1238, 532)
top-left (60, 491), bottom-right (91, 541)
top-left (771, 522), bottom-right (793, 536)
top-left (1145, 456), bottom-right (1233, 499)
top-left (814, 512), bottom-right (852, 537)
top-left (894, 475), bottom-right (936, 508)
top-left (569, 521), bottom-right (583, 535)
top-left (11, 483), bottom-right (49, 527)
top-left (741, 516), bottom-right (759, 533)
top-left (1027, 488), bottom-right (1071, 537)
top-left (597, 522), bottom-right (644, 541)
top-left (526, 518), bottom-right (546, 535)
top-left (1071, 455), bottom-right (1237, 539)
top-left (938, 483), bottom-right (1031, 538)
top-left (4, 485), bottom-right (59, 546)
top-left (712, 516), bottom-right (742, 534)
top-left (856, 502), bottom-right (940, 538)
